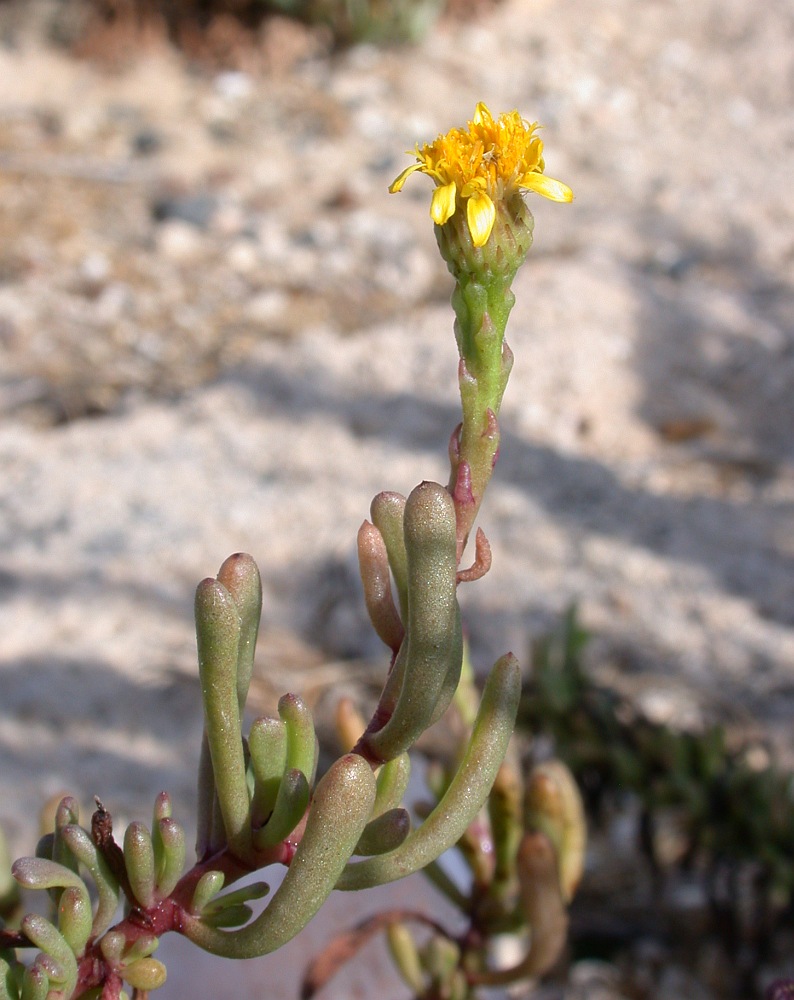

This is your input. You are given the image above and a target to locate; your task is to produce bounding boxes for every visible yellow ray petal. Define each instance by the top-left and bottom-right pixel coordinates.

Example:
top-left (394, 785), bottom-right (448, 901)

top-left (430, 181), bottom-right (458, 225)
top-left (466, 190), bottom-right (496, 247)
top-left (519, 172), bottom-right (574, 203)
top-left (389, 161), bottom-right (428, 194)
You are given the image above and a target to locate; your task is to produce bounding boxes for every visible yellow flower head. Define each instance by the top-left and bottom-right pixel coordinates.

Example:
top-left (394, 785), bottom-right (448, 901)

top-left (390, 103), bottom-right (573, 248)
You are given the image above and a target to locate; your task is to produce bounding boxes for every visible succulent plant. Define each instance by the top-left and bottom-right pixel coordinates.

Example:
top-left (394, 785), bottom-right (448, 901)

top-left (0, 103), bottom-right (574, 999)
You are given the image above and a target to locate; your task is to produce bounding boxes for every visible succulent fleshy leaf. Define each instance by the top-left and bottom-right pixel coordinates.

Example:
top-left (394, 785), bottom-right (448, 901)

top-left (33, 834), bottom-right (54, 862)
top-left (354, 809), bottom-right (411, 856)
top-left (279, 694), bottom-right (317, 787)
top-left (386, 922), bottom-right (425, 994)
top-left (525, 760), bottom-right (586, 903)
top-left (190, 870), bottom-right (226, 915)
top-left (58, 824), bottom-right (119, 938)
top-left (0, 955), bottom-right (20, 1000)
top-left (216, 552), bottom-right (263, 715)
top-left (20, 962), bottom-right (48, 1000)
top-left (372, 754), bottom-right (411, 818)
top-left (56, 885), bottom-right (92, 956)
top-left (151, 794), bottom-right (170, 887)
top-left (358, 482), bottom-right (462, 763)
top-left (20, 915), bottom-right (77, 997)
top-left (195, 732), bottom-right (218, 859)
top-left (200, 882), bottom-right (269, 916)
top-left (12, 857), bottom-right (94, 958)
top-left (449, 969), bottom-right (469, 1000)
top-left (183, 754), bottom-right (377, 958)
top-left (357, 520), bottom-right (405, 654)
top-left (339, 653), bottom-right (521, 889)
top-left (52, 799), bottom-right (80, 880)
top-left (11, 858), bottom-right (85, 895)
top-left (253, 769), bottom-right (310, 850)
top-left (121, 957), bottom-right (167, 991)
top-left (369, 492), bottom-right (408, 618)
top-left (123, 822), bottom-right (156, 909)
top-left (195, 576), bottom-right (251, 859)
top-left (99, 931), bottom-right (125, 966)
top-left (423, 934), bottom-right (460, 981)
top-left (0, 958), bottom-right (20, 1000)
top-left (488, 756), bottom-right (524, 896)
top-left (153, 818), bottom-right (186, 898)
top-left (199, 904), bottom-right (255, 928)
top-left (123, 935), bottom-right (159, 964)
top-left (470, 831), bottom-right (568, 984)
top-left (248, 716), bottom-right (288, 827)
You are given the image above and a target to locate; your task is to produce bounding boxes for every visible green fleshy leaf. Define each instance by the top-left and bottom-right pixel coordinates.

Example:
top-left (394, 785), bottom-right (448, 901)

top-left (123, 935), bottom-right (159, 963)
top-left (59, 824), bottom-right (119, 938)
top-left (122, 957), bottom-right (167, 991)
top-left (0, 955), bottom-right (21, 1000)
top-left (337, 653), bottom-right (520, 890)
top-left (386, 923), bottom-right (425, 995)
top-left (357, 520), bottom-right (404, 653)
top-left (52, 799), bottom-right (80, 880)
top-left (200, 881), bottom-right (269, 916)
top-left (370, 492), bottom-right (408, 620)
top-left (12, 858), bottom-right (85, 894)
top-left (373, 754), bottom-right (411, 817)
top-left (190, 871), bottom-right (225, 915)
top-left (363, 482), bottom-right (461, 762)
top-left (99, 930), bottom-right (125, 965)
top-left (153, 818), bottom-right (186, 898)
top-left (254, 769), bottom-right (310, 849)
top-left (216, 553), bottom-right (263, 717)
top-left (354, 808), bottom-right (411, 856)
top-left (249, 716), bottom-right (287, 828)
top-left (57, 885), bottom-right (92, 956)
top-left (20, 915), bottom-right (77, 997)
top-left (198, 904), bottom-right (253, 928)
top-left (279, 695), bottom-right (317, 786)
top-left (195, 577), bottom-right (251, 859)
top-left (123, 822), bottom-right (155, 909)
top-left (33, 835), bottom-right (53, 862)
top-left (183, 755), bottom-right (376, 958)
top-left (19, 962), bottom-right (47, 1000)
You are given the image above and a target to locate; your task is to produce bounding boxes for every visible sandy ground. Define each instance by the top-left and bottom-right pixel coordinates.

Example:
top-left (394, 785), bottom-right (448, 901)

top-left (1, 0), bottom-right (793, 995)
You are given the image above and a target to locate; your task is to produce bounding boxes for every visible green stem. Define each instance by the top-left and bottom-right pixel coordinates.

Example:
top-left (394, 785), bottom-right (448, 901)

top-left (435, 197), bottom-right (534, 563)
top-left (448, 276), bottom-right (515, 562)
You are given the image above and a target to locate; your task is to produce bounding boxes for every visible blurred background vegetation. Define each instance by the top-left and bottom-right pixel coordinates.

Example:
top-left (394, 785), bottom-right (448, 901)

top-left (0, 0), bottom-right (502, 58)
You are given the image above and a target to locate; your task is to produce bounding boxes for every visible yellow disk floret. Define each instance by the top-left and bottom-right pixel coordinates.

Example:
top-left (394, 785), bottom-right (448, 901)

top-left (390, 103), bottom-right (573, 248)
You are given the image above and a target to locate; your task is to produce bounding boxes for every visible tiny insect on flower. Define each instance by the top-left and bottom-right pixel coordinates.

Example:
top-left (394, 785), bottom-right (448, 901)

top-left (390, 102), bottom-right (573, 248)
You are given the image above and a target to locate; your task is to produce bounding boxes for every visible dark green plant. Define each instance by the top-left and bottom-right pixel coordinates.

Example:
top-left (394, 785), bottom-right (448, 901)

top-left (83, 0), bottom-right (447, 48)
top-left (519, 604), bottom-right (794, 997)
top-left (264, 0), bottom-right (445, 44)
top-left (520, 607), bottom-right (794, 897)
